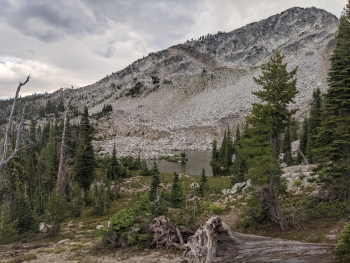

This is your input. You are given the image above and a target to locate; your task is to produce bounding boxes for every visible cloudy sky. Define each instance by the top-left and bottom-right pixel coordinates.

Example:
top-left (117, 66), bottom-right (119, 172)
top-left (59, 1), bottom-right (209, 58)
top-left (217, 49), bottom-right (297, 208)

top-left (0, 0), bottom-right (346, 98)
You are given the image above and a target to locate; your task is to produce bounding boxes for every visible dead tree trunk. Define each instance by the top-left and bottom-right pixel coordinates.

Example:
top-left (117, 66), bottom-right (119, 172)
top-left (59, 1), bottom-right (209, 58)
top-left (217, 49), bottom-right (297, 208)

top-left (148, 216), bottom-right (194, 250)
top-left (0, 75), bottom-right (30, 173)
top-left (183, 217), bottom-right (335, 263)
top-left (265, 178), bottom-right (285, 230)
top-left (184, 217), bottom-right (241, 263)
top-left (57, 98), bottom-right (71, 196)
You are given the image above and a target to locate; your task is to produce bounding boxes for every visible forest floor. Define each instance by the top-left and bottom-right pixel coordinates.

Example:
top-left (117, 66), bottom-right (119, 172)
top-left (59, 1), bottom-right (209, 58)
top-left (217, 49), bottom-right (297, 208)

top-left (0, 210), bottom-right (341, 263)
top-left (0, 169), bottom-right (345, 263)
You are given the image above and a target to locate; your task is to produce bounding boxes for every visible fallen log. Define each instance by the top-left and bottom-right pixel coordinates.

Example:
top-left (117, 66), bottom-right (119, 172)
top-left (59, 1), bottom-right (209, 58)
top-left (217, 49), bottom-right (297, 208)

top-left (182, 217), bottom-right (335, 263)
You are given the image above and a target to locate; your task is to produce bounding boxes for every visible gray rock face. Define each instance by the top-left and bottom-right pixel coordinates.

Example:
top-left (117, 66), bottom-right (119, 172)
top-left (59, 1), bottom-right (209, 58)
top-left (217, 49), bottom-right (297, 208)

top-left (30, 7), bottom-right (339, 157)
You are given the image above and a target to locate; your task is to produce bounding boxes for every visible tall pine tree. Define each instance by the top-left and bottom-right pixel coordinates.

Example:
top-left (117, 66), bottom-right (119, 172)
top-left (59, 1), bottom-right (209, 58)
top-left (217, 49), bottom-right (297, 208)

top-left (282, 126), bottom-right (293, 165)
top-left (231, 125), bottom-right (248, 184)
top-left (73, 106), bottom-right (96, 198)
top-left (149, 161), bottom-right (160, 202)
top-left (107, 142), bottom-right (122, 200)
top-left (297, 118), bottom-right (309, 164)
top-left (170, 172), bottom-right (182, 208)
top-left (240, 50), bottom-right (298, 229)
top-left (314, 1), bottom-right (350, 200)
top-left (211, 140), bottom-right (219, 163)
top-left (306, 88), bottom-right (322, 163)
top-left (198, 168), bottom-right (208, 197)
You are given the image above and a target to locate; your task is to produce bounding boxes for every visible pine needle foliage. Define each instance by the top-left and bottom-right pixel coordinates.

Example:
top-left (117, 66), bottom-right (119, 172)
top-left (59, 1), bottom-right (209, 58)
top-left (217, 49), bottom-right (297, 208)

top-left (252, 50), bottom-right (298, 150)
top-left (282, 126), bottom-right (293, 165)
top-left (240, 51), bottom-right (298, 229)
top-left (170, 172), bottom-right (182, 208)
top-left (313, 2), bottom-right (350, 200)
top-left (297, 118), bottom-right (309, 164)
top-left (335, 222), bottom-right (350, 263)
top-left (73, 106), bottom-right (96, 196)
top-left (149, 161), bottom-right (160, 202)
top-left (199, 168), bottom-right (208, 197)
top-left (306, 88), bottom-right (322, 163)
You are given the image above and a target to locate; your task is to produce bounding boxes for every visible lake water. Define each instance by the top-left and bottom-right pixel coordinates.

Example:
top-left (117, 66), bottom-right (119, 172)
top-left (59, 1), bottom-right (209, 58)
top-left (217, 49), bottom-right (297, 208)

top-left (147, 150), bottom-right (218, 176)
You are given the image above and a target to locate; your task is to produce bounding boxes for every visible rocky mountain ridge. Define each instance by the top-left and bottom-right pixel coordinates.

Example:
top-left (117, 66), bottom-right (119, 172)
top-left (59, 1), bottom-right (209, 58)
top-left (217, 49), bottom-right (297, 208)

top-left (19, 7), bottom-right (340, 158)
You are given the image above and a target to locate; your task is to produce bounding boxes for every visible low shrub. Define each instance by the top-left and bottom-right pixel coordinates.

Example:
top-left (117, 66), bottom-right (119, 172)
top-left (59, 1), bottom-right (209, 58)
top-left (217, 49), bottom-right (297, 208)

top-left (335, 222), bottom-right (350, 262)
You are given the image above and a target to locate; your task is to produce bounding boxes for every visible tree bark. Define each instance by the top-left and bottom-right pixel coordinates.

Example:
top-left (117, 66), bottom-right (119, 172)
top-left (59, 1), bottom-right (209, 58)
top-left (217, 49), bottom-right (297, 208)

top-left (57, 98), bottom-right (71, 196)
top-left (0, 75), bottom-right (30, 173)
top-left (148, 216), bottom-right (194, 250)
top-left (183, 217), bottom-right (335, 263)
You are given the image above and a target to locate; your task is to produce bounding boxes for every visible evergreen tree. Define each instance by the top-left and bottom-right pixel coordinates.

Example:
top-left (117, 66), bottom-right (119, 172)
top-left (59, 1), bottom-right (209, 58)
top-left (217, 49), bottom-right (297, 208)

top-left (231, 126), bottom-right (248, 184)
top-left (73, 106), bottom-right (96, 197)
top-left (314, 1), bottom-right (350, 200)
top-left (170, 172), bottom-right (182, 208)
top-left (211, 140), bottom-right (219, 162)
top-left (13, 192), bottom-right (36, 235)
top-left (218, 131), bottom-right (227, 166)
top-left (199, 168), bottom-right (208, 197)
top-left (40, 132), bottom-right (58, 195)
top-left (226, 128), bottom-right (234, 165)
top-left (107, 143), bottom-right (123, 200)
top-left (252, 50), bottom-right (298, 151)
top-left (282, 126), bottom-right (293, 165)
top-left (297, 118), bottom-right (309, 164)
top-left (0, 204), bottom-right (18, 244)
top-left (240, 51), bottom-right (298, 229)
top-left (149, 161), bottom-right (160, 202)
top-left (235, 126), bottom-right (241, 142)
top-left (92, 182), bottom-right (110, 216)
top-left (306, 88), bottom-right (322, 163)
top-left (107, 143), bottom-right (119, 181)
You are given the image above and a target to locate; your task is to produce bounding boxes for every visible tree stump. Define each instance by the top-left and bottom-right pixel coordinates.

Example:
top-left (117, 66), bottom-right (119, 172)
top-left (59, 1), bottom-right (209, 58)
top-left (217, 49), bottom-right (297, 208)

top-left (148, 216), bottom-right (194, 250)
top-left (183, 217), bottom-right (240, 263)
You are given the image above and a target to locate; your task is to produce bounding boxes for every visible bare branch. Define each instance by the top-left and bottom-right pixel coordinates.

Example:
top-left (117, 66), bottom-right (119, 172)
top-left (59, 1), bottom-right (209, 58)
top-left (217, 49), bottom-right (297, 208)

top-left (57, 97), bottom-right (72, 196)
top-left (0, 75), bottom-right (30, 172)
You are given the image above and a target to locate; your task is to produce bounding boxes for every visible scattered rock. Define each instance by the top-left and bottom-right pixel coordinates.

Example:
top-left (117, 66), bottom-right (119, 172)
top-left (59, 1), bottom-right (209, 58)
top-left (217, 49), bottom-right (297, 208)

top-left (96, 225), bottom-right (104, 230)
top-left (39, 222), bottom-right (53, 233)
top-left (57, 239), bottom-right (71, 245)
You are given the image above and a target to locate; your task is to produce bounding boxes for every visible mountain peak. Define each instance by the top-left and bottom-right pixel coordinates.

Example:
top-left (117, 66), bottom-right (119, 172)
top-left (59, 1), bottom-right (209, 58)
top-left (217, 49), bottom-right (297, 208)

top-left (34, 7), bottom-right (340, 157)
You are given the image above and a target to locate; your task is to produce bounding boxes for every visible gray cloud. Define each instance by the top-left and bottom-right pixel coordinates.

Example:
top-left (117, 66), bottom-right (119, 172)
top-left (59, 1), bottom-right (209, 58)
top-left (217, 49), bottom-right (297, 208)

top-left (0, 0), bottom-right (108, 42)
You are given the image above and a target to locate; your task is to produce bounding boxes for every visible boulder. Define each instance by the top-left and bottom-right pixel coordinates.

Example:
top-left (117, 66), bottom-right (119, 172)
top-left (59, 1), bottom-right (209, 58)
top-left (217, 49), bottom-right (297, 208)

top-left (39, 222), bottom-right (53, 233)
top-left (57, 238), bottom-right (71, 245)
top-left (96, 225), bottom-right (104, 230)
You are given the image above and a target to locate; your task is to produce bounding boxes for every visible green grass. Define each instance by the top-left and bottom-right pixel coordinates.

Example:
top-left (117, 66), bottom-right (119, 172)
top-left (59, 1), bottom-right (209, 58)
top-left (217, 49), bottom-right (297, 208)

top-left (293, 180), bottom-right (302, 187)
top-left (8, 253), bottom-right (37, 263)
top-left (54, 246), bottom-right (66, 254)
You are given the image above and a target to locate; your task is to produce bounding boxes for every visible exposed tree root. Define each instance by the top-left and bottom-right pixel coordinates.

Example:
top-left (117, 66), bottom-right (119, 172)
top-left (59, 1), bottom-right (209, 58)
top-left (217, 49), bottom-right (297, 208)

top-left (148, 216), bottom-right (194, 250)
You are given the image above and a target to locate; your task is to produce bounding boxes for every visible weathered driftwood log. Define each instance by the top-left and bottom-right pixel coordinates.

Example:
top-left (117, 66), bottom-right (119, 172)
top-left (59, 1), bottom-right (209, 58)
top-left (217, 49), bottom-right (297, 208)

top-left (183, 217), bottom-right (240, 263)
top-left (183, 217), bottom-right (335, 263)
top-left (148, 216), bottom-right (194, 250)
